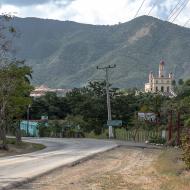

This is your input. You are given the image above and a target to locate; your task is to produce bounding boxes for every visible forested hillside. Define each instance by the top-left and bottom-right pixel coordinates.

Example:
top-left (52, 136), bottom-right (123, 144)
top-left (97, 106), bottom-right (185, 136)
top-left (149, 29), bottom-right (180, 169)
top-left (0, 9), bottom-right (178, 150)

top-left (11, 16), bottom-right (190, 88)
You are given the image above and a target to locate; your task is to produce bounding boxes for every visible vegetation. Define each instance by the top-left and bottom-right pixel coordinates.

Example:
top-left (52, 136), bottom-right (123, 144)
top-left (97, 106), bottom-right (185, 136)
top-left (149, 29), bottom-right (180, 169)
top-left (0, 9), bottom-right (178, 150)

top-left (11, 16), bottom-right (190, 88)
top-left (30, 79), bottom-right (190, 138)
top-left (182, 116), bottom-right (190, 169)
top-left (30, 78), bottom-right (190, 168)
top-left (30, 81), bottom-right (137, 136)
top-left (153, 148), bottom-right (190, 190)
top-left (0, 138), bottom-right (45, 157)
top-left (149, 136), bottom-right (166, 144)
top-left (0, 15), bottom-right (33, 149)
top-left (181, 132), bottom-right (190, 169)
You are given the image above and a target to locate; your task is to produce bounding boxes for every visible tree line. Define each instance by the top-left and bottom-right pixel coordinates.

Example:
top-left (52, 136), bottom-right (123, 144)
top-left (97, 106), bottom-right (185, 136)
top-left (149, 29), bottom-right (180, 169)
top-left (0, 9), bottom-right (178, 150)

top-left (30, 79), bottom-right (190, 138)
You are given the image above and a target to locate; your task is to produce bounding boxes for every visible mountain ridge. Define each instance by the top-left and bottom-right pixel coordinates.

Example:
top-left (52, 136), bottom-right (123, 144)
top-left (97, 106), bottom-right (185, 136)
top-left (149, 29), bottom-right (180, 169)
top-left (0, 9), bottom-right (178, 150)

top-left (10, 15), bottom-right (190, 88)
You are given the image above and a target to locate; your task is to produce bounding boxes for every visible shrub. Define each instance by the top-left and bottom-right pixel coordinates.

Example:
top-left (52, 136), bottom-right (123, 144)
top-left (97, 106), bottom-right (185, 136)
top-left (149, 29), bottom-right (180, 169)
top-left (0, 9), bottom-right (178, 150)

top-left (181, 133), bottom-right (190, 169)
top-left (149, 136), bottom-right (166, 144)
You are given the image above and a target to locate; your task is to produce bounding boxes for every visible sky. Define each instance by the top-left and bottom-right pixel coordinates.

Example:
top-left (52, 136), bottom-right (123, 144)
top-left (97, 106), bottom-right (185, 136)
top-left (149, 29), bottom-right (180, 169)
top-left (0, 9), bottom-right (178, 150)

top-left (0, 0), bottom-right (190, 27)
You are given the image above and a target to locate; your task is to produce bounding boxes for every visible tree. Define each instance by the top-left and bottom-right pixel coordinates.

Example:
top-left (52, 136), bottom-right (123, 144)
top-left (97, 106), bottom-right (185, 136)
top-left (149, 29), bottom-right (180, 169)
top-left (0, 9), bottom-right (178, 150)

top-left (0, 14), bottom-right (33, 148)
top-left (181, 123), bottom-right (190, 169)
top-left (178, 79), bottom-right (184, 86)
top-left (30, 92), bottom-right (70, 120)
top-left (38, 121), bottom-right (51, 137)
top-left (112, 90), bottom-right (138, 128)
top-left (64, 115), bottom-right (87, 129)
top-left (0, 60), bottom-right (33, 148)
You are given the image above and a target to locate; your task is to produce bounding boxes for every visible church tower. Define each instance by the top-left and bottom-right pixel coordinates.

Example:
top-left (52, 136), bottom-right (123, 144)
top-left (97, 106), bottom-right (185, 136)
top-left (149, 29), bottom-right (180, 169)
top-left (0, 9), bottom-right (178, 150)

top-left (145, 60), bottom-right (175, 96)
top-left (159, 60), bottom-right (165, 77)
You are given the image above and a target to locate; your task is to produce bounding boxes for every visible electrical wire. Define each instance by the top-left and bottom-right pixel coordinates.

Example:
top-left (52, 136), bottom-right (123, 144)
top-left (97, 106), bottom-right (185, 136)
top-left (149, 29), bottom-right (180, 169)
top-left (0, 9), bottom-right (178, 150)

top-left (168, 0), bottom-right (188, 22)
top-left (183, 18), bottom-right (190, 26)
top-left (143, 0), bottom-right (189, 61)
top-left (134, 0), bottom-right (147, 19)
top-left (167, 0), bottom-right (183, 21)
top-left (171, 0), bottom-right (189, 23)
top-left (147, 1), bottom-right (157, 16)
top-left (111, 0), bottom-right (189, 71)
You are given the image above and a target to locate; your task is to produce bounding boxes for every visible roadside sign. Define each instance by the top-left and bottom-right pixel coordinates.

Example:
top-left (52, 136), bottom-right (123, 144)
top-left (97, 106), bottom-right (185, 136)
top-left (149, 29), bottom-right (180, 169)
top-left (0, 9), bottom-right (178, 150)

top-left (107, 120), bottom-right (122, 127)
top-left (162, 130), bottom-right (166, 139)
top-left (41, 115), bottom-right (48, 120)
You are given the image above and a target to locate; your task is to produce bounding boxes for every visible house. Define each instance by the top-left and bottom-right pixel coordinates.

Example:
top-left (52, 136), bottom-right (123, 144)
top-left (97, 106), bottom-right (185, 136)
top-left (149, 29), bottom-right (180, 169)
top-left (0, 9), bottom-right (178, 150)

top-left (30, 85), bottom-right (72, 97)
top-left (20, 120), bottom-right (40, 137)
top-left (138, 112), bottom-right (156, 122)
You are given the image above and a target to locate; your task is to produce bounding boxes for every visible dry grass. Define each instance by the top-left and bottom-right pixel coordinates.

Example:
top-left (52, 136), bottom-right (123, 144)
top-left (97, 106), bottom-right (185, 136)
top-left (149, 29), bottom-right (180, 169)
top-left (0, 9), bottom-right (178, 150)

top-left (0, 138), bottom-right (45, 157)
top-left (153, 148), bottom-right (190, 190)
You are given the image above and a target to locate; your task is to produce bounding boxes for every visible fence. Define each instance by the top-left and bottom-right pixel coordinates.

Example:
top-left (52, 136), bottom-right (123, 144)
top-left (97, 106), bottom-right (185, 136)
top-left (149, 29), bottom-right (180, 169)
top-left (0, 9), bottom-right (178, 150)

top-left (86, 128), bottom-right (163, 142)
top-left (115, 128), bottom-right (162, 142)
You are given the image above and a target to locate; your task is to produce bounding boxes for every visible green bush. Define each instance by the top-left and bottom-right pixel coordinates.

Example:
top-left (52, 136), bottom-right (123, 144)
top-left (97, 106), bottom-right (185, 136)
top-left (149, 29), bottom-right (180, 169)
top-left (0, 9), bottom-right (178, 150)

top-left (38, 124), bottom-right (51, 137)
top-left (149, 136), bottom-right (166, 144)
top-left (6, 138), bottom-right (16, 145)
top-left (181, 134), bottom-right (190, 169)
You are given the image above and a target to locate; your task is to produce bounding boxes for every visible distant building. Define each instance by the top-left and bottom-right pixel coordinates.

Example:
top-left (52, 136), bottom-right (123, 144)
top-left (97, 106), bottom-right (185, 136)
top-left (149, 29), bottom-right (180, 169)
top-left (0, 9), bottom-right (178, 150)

top-left (20, 120), bottom-right (39, 137)
top-left (20, 118), bottom-right (48, 137)
top-left (138, 112), bottom-right (156, 122)
top-left (145, 60), bottom-right (176, 97)
top-left (30, 85), bottom-right (71, 97)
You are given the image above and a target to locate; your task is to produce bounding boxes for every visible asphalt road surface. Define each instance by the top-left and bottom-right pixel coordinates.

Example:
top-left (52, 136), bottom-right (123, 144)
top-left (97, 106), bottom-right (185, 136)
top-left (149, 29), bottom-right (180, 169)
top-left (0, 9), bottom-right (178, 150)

top-left (0, 138), bottom-right (118, 190)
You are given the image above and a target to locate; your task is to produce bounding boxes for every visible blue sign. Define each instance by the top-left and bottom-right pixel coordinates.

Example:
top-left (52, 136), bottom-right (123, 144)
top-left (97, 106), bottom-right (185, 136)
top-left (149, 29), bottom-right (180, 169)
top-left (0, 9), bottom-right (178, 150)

top-left (107, 120), bottom-right (122, 127)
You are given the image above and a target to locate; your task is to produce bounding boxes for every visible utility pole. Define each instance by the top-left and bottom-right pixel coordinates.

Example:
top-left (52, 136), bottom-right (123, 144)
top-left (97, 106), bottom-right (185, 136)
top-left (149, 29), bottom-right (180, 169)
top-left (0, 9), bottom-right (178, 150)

top-left (176, 111), bottom-right (181, 145)
top-left (168, 110), bottom-right (173, 141)
top-left (97, 64), bottom-right (116, 139)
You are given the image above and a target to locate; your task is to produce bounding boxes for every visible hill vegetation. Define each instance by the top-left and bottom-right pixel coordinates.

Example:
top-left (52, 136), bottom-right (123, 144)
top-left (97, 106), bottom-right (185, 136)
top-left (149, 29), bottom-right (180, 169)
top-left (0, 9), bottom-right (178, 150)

top-left (11, 16), bottom-right (190, 88)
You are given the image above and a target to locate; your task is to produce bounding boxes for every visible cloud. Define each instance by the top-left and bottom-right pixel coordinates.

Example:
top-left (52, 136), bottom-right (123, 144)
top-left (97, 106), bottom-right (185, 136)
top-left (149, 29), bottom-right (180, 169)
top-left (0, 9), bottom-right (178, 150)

top-left (1, 0), bottom-right (50, 6)
top-left (147, 0), bottom-right (190, 21)
top-left (54, 0), bottom-right (76, 7)
top-left (0, 0), bottom-right (189, 27)
top-left (1, 0), bottom-right (75, 7)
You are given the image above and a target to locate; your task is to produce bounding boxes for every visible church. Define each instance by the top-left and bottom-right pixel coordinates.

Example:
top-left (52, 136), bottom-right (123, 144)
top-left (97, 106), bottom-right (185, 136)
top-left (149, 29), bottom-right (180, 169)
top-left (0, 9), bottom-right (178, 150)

top-left (145, 60), bottom-right (174, 94)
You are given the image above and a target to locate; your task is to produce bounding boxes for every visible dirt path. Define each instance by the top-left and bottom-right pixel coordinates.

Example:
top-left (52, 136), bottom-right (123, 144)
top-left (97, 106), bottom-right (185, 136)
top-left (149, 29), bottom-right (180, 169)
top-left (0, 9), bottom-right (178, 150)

top-left (14, 147), bottom-right (163, 190)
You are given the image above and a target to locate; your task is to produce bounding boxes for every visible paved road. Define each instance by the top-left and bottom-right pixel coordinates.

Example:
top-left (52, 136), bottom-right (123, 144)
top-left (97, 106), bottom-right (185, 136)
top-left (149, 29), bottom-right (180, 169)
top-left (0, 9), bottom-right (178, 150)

top-left (0, 138), bottom-right (118, 190)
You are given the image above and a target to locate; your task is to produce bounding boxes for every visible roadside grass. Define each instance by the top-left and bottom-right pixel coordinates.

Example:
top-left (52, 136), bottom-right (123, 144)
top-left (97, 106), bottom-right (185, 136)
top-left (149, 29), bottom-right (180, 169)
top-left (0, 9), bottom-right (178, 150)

top-left (85, 130), bottom-right (108, 139)
top-left (0, 138), bottom-right (45, 157)
top-left (154, 148), bottom-right (190, 190)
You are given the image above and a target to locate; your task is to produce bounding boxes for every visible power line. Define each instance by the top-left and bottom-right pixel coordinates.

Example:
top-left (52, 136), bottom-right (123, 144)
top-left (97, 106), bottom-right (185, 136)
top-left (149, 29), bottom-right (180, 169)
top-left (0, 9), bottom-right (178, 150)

top-left (147, 1), bottom-right (157, 16)
top-left (168, 0), bottom-right (186, 21)
top-left (134, 0), bottom-right (147, 19)
top-left (168, 0), bottom-right (188, 22)
top-left (130, 0), bottom-right (189, 66)
top-left (171, 0), bottom-right (189, 23)
top-left (183, 18), bottom-right (190, 26)
top-left (167, 0), bottom-right (184, 21)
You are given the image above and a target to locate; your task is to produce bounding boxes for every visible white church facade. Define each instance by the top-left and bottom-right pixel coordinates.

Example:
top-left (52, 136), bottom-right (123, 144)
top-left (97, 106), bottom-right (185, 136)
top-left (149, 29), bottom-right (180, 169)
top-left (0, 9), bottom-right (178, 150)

top-left (145, 60), bottom-right (174, 94)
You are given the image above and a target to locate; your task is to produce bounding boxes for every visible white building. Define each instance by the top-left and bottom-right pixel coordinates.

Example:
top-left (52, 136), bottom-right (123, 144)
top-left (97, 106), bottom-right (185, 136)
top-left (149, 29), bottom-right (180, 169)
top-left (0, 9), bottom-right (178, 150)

top-left (145, 60), bottom-right (174, 94)
top-left (30, 85), bottom-right (71, 97)
top-left (138, 112), bottom-right (156, 122)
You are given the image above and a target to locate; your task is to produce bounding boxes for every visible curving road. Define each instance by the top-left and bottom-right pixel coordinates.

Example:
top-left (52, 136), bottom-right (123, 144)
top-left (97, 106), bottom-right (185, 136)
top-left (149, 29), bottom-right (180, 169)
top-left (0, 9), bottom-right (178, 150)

top-left (0, 138), bottom-right (118, 190)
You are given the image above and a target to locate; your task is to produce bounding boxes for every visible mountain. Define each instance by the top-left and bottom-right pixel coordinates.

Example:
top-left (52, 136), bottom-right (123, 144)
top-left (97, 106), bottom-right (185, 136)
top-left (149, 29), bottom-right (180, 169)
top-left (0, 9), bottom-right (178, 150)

top-left (10, 16), bottom-right (190, 88)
